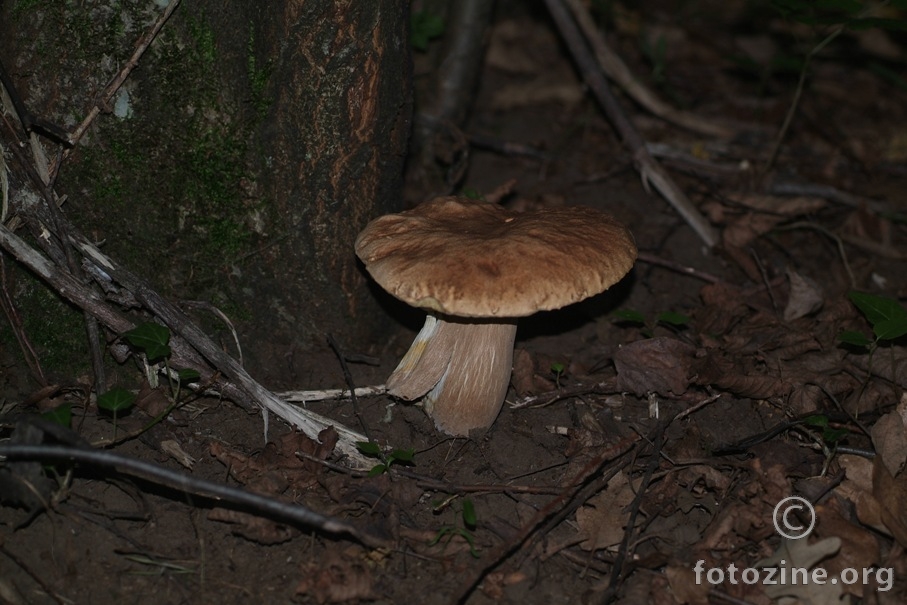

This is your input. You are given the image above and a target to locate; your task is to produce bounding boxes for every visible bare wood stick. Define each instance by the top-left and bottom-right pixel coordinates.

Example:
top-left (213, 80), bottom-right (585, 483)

top-left (544, 0), bottom-right (719, 248)
top-left (280, 385), bottom-right (387, 403)
top-left (0, 443), bottom-right (388, 548)
top-left (563, 0), bottom-right (732, 138)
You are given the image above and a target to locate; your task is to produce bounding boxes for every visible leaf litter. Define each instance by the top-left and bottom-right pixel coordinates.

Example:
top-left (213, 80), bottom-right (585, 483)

top-left (3, 1), bottom-right (907, 603)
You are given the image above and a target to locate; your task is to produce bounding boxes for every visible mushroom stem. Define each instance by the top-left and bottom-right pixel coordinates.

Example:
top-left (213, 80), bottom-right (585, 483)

top-left (386, 313), bottom-right (517, 436)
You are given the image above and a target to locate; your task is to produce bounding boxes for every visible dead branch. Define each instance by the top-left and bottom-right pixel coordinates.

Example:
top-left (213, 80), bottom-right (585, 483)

top-left (0, 443), bottom-right (388, 548)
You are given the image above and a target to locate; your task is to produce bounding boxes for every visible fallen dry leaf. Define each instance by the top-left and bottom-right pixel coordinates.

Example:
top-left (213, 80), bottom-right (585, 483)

top-left (665, 564), bottom-right (709, 605)
top-left (756, 537), bottom-right (844, 604)
top-left (872, 455), bottom-right (907, 548)
top-left (784, 267), bottom-right (824, 321)
top-left (575, 471), bottom-right (637, 551)
top-left (207, 508), bottom-right (295, 545)
top-left (295, 547), bottom-right (374, 604)
top-left (613, 337), bottom-right (696, 397)
top-left (871, 397), bottom-right (907, 477)
top-left (814, 501), bottom-right (880, 597)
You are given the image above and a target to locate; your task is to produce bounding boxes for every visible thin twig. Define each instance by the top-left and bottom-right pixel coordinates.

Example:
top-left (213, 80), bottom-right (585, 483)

top-left (636, 251), bottom-right (721, 284)
top-left (562, 0), bottom-right (733, 138)
top-left (449, 435), bottom-right (639, 605)
top-left (0, 443), bottom-right (389, 548)
top-left (67, 0), bottom-right (181, 149)
top-left (543, 0), bottom-right (719, 248)
top-left (598, 424), bottom-right (666, 603)
top-left (327, 334), bottom-right (373, 445)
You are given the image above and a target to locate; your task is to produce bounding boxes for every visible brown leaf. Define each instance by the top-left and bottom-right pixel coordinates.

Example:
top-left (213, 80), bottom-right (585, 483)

top-left (613, 337), bottom-right (696, 396)
top-left (783, 268), bottom-right (824, 321)
top-left (295, 547), bottom-right (374, 604)
top-left (814, 502), bottom-right (880, 597)
top-left (837, 454), bottom-right (886, 533)
top-left (871, 400), bottom-right (907, 477)
top-left (575, 471), bottom-right (637, 551)
top-left (665, 565), bottom-right (709, 605)
top-left (872, 455), bottom-right (907, 548)
top-left (511, 348), bottom-right (555, 397)
top-left (207, 508), bottom-right (296, 544)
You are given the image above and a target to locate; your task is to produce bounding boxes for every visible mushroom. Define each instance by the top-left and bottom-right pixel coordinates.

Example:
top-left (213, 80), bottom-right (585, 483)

top-left (355, 196), bottom-right (637, 436)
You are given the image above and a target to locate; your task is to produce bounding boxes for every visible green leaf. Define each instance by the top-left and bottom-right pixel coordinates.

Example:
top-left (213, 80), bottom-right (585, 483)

top-left (124, 322), bottom-right (172, 362)
top-left (848, 291), bottom-right (907, 328)
top-left (462, 498), bottom-right (477, 529)
top-left (97, 387), bottom-right (136, 413)
top-left (614, 309), bottom-right (646, 325)
top-left (177, 368), bottom-right (201, 382)
top-left (823, 427), bottom-right (849, 443)
top-left (42, 402), bottom-right (72, 427)
top-left (356, 441), bottom-right (382, 456)
top-left (656, 311), bottom-right (691, 327)
top-left (873, 318), bottom-right (907, 341)
top-left (367, 464), bottom-right (387, 477)
top-left (550, 362), bottom-right (566, 374)
top-left (389, 448), bottom-right (415, 464)
top-left (838, 330), bottom-right (872, 347)
top-left (803, 414), bottom-right (830, 428)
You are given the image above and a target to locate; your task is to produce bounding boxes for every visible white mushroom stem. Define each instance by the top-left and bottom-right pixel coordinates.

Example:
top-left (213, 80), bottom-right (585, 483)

top-left (386, 313), bottom-right (517, 436)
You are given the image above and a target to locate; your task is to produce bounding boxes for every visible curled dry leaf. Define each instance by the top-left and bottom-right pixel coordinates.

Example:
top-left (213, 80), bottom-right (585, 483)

top-left (783, 268), bottom-right (824, 322)
top-left (613, 337), bottom-right (696, 397)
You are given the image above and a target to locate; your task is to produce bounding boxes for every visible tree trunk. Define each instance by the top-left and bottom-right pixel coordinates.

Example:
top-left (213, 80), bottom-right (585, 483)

top-left (0, 1), bottom-right (411, 384)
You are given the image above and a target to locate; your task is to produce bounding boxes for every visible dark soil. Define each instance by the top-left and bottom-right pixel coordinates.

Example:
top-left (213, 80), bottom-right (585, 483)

top-left (3, 1), bottom-right (907, 604)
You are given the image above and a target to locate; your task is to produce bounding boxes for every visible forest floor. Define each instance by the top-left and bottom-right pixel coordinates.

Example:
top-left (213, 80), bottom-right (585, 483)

top-left (3, 1), bottom-right (907, 604)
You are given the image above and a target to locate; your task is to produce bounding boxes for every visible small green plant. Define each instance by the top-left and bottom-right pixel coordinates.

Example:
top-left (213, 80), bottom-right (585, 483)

top-left (410, 9), bottom-right (445, 51)
top-left (356, 441), bottom-right (415, 477)
top-left (802, 414), bottom-right (849, 446)
top-left (431, 497), bottom-right (480, 558)
top-left (838, 291), bottom-right (907, 350)
top-left (460, 187), bottom-right (485, 201)
top-left (839, 292), bottom-right (907, 397)
top-left (123, 322), bottom-right (200, 392)
top-left (613, 309), bottom-right (690, 337)
top-left (97, 387), bottom-right (136, 440)
top-left (124, 322), bottom-right (172, 363)
top-left (550, 361), bottom-right (567, 388)
top-left (98, 323), bottom-right (199, 443)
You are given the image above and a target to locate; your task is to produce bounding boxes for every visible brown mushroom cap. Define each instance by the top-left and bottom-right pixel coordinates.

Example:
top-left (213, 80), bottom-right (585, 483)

top-left (355, 196), bottom-right (637, 317)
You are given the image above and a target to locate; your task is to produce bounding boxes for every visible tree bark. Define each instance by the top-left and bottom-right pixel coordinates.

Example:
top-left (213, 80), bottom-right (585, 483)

top-left (0, 0), bottom-right (411, 384)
